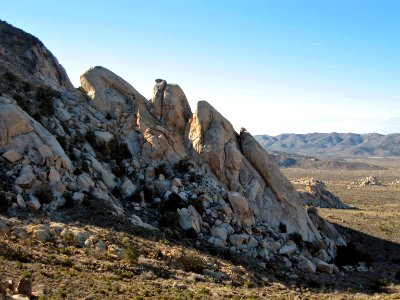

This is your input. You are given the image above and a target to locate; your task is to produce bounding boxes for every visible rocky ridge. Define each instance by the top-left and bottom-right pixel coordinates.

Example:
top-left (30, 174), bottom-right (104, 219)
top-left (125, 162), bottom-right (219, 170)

top-left (0, 20), bottom-right (345, 278)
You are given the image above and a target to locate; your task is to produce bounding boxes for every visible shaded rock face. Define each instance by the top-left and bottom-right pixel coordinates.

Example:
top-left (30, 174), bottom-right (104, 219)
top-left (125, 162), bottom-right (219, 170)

top-left (0, 20), bottom-right (73, 91)
top-left (0, 20), bottom-right (344, 265)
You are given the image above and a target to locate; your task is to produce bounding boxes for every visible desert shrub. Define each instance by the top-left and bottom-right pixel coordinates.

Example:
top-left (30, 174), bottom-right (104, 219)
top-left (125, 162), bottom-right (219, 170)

top-left (173, 155), bottom-right (193, 173)
top-left (188, 197), bottom-right (204, 215)
top-left (85, 130), bottom-right (96, 145)
top-left (189, 172), bottom-right (203, 183)
top-left (396, 270), bottom-right (400, 280)
top-left (112, 165), bottom-right (126, 178)
top-left (35, 184), bottom-right (53, 204)
top-left (178, 251), bottom-right (205, 274)
top-left (36, 87), bottom-right (60, 117)
top-left (63, 192), bottom-right (74, 208)
top-left (4, 71), bottom-right (17, 82)
top-left (122, 237), bottom-right (139, 264)
top-left (13, 93), bottom-right (31, 113)
top-left (160, 192), bottom-right (183, 212)
top-left (143, 185), bottom-right (153, 202)
top-left (0, 192), bottom-right (10, 213)
top-left (158, 212), bottom-right (179, 228)
top-left (111, 187), bottom-right (123, 199)
top-left (155, 163), bottom-right (168, 177)
top-left (56, 135), bottom-right (68, 150)
top-left (81, 160), bottom-right (91, 173)
top-left (129, 190), bottom-right (142, 203)
top-left (22, 82), bottom-right (31, 92)
top-left (279, 222), bottom-right (287, 233)
top-left (115, 142), bottom-right (131, 163)
top-left (288, 232), bottom-right (304, 248)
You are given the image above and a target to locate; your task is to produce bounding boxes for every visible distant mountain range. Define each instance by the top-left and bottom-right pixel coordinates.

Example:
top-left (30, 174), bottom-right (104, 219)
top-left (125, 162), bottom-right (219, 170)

top-left (255, 133), bottom-right (400, 158)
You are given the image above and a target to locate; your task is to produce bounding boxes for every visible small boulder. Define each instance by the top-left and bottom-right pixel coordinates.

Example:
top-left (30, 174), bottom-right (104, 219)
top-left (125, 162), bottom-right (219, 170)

top-left (2, 149), bottom-right (22, 163)
top-left (279, 241), bottom-right (297, 256)
top-left (297, 256), bottom-right (316, 273)
top-left (145, 166), bottom-right (155, 182)
top-left (16, 194), bottom-right (26, 209)
top-left (48, 166), bottom-right (61, 183)
top-left (15, 165), bottom-right (36, 188)
top-left (177, 205), bottom-right (203, 233)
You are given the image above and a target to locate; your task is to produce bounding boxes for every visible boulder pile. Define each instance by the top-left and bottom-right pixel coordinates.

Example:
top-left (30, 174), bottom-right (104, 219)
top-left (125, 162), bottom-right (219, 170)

top-left (295, 178), bottom-right (350, 209)
top-left (351, 176), bottom-right (382, 187)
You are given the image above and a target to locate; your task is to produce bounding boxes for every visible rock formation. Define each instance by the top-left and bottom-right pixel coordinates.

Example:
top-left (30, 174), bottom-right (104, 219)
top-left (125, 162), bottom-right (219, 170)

top-left (0, 20), bottom-right (345, 271)
top-left (295, 178), bottom-right (351, 209)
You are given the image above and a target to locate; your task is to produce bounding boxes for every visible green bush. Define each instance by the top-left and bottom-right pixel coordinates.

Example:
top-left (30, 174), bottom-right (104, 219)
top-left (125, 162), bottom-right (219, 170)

top-left (173, 155), bottom-right (193, 173)
top-left (122, 237), bottom-right (139, 264)
top-left (188, 197), bottom-right (204, 215)
top-left (0, 192), bottom-right (10, 213)
top-left (35, 184), bottom-right (53, 204)
top-left (178, 251), bottom-right (205, 274)
top-left (155, 163), bottom-right (168, 177)
top-left (36, 87), bottom-right (60, 116)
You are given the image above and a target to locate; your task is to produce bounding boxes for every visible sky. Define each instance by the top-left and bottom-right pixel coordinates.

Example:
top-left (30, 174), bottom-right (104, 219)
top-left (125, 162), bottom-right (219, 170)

top-left (2, 0), bottom-right (399, 135)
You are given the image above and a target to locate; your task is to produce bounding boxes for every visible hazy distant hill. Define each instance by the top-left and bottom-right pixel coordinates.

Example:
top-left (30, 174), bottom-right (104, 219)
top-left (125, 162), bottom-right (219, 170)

top-left (270, 150), bottom-right (384, 170)
top-left (255, 133), bottom-right (400, 158)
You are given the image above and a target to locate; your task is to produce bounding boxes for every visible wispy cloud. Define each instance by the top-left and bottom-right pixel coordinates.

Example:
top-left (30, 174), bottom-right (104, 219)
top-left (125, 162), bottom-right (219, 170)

top-left (311, 42), bottom-right (324, 47)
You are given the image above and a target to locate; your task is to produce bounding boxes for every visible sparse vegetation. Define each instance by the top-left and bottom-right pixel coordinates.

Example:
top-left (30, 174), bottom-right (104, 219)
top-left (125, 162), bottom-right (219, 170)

top-left (173, 155), bottom-right (193, 173)
top-left (36, 86), bottom-right (60, 117)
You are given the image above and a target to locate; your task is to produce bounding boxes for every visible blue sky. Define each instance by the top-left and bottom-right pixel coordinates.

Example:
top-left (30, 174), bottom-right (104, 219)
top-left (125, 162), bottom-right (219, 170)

top-left (2, 0), bottom-right (399, 135)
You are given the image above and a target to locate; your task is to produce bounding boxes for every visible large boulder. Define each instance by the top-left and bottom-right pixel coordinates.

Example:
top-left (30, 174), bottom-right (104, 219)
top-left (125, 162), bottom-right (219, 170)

top-left (150, 80), bottom-right (192, 156)
top-left (80, 66), bottom-right (156, 131)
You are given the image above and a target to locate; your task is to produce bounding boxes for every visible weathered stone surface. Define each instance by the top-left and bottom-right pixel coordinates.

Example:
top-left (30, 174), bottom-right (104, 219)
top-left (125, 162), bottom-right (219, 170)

top-left (121, 180), bottom-right (136, 198)
top-left (77, 173), bottom-right (95, 191)
top-left (26, 196), bottom-right (41, 211)
top-left (145, 166), bottom-right (156, 182)
top-left (48, 166), bottom-right (61, 183)
top-left (210, 223), bottom-right (234, 243)
top-left (131, 214), bottom-right (158, 231)
top-left (2, 149), bottom-right (22, 162)
top-left (229, 233), bottom-right (249, 246)
top-left (16, 194), bottom-right (26, 209)
top-left (313, 258), bottom-right (335, 274)
top-left (297, 256), bottom-right (316, 273)
top-left (177, 205), bottom-right (202, 233)
top-left (189, 101), bottom-right (239, 181)
top-left (0, 102), bottom-right (34, 147)
top-left (15, 165), bottom-right (36, 188)
top-left (0, 21), bottom-right (74, 91)
top-left (240, 129), bottom-right (321, 242)
top-left (227, 192), bottom-right (254, 227)
top-left (279, 241), bottom-right (297, 255)
top-left (94, 131), bottom-right (114, 144)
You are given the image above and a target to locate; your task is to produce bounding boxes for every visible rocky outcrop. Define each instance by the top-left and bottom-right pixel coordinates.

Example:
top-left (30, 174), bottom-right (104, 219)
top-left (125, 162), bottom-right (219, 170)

top-left (295, 178), bottom-right (350, 209)
top-left (188, 102), bottom-right (320, 241)
top-left (0, 20), bottom-right (73, 91)
top-left (0, 20), bottom-right (346, 272)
